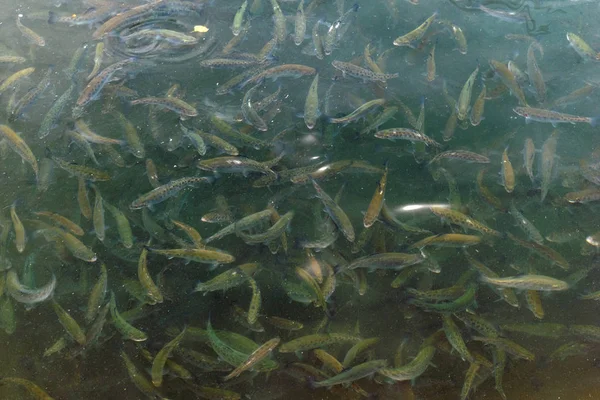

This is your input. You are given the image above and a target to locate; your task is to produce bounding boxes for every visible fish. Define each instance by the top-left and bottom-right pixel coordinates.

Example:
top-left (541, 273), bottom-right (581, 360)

top-left (430, 207), bottom-right (501, 237)
top-left (279, 333), bottom-right (361, 353)
top-left (429, 150), bottom-right (490, 164)
top-left (363, 162), bottom-right (389, 228)
top-left (73, 59), bottom-right (134, 116)
top-left (198, 156), bottom-right (279, 177)
top-left (513, 107), bottom-right (598, 127)
top-left (270, 0), bottom-right (287, 43)
top-left (9, 66), bottom-right (53, 122)
top-left (481, 274), bottom-right (569, 291)
top-left (194, 264), bottom-right (256, 294)
top-left (16, 15), bottom-right (45, 46)
top-left (470, 83), bottom-right (486, 126)
top-left (566, 32), bottom-right (599, 61)
top-left (241, 85), bottom-right (268, 131)
top-left (110, 292), bottom-right (147, 342)
top-left (472, 336), bottom-right (535, 361)
top-left (232, 0), bottom-right (248, 36)
top-left (243, 64), bottom-right (316, 88)
top-left (457, 65), bottom-right (479, 121)
top-left (410, 233), bottom-right (481, 249)
top-left (328, 98), bottom-right (386, 125)
top-left (323, 4), bottom-right (359, 55)
top-left (304, 73), bottom-right (320, 129)
top-left (294, 0), bottom-right (306, 46)
top-left (393, 11), bottom-right (437, 48)
top-left (540, 129), bottom-right (558, 202)
top-left (130, 177), bottom-right (213, 209)
top-left (564, 188), bottom-right (600, 203)
top-left (152, 327), bottom-right (187, 387)
top-left (311, 359), bottom-right (387, 388)
top-left (52, 300), bottom-right (86, 345)
top-left (332, 60), bottom-right (399, 82)
top-left (147, 247), bottom-right (235, 265)
top-left (90, 184), bottom-right (105, 242)
top-left (131, 97), bottom-right (198, 118)
top-left (224, 337), bottom-right (281, 381)
top-left (523, 138), bottom-right (536, 183)
top-left (508, 202), bottom-right (544, 244)
top-left (379, 345), bottom-right (435, 381)
top-left (0, 377), bottom-right (54, 399)
top-left (375, 127), bottom-right (441, 148)
top-left (443, 314), bottom-right (474, 362)
top-left (6, 269), bottom-right (56, 305)
top-left (0, 67), bottom-right (35, 95)
top-left (526, 42), bottom-right (546, 103)
top-left (87, 42), bottom-right (105, 80)
top-left (489, 60), bottom-right (528, 106)
top-left (501, 147), bottom-right (515, 193)
top-left (0, 125), bottom-right (38, 179)
top-left (311, 178), bottom-right (355, 242)
top-left (38, 83), bottom-right (76, 139)
top-left (86, 264), bottom-right (107, 323)
top-left (10, 203), bottom-right (26, 253)
top-left (426, 41), bottom-right (437, 82)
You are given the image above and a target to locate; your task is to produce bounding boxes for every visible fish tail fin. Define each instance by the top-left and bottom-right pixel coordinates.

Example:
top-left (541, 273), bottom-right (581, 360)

top-left (590, 116), bottom-right (600, 127)
top-left (48, 11), bottom-right (57, 24)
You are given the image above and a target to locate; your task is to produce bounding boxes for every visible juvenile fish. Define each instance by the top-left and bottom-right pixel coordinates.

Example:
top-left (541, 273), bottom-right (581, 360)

top-left (198, 156), bottom-right (278, 177)
top-left (501, 147), bottom-right (515, 193)
top-left (566, 32), bottom-right (599, 61)
top-left (87, 42), bottom-right (105, 80)
top-left (0, 125), bottom-right (38, 179)
top-left (311, 359), bottom-right (387, 387)
top-left (86, 264), bottom-right (107, 322)
top-left (294, 0), bottom-right (306, 46)
top-left (527, 42), bottom-right (546, 103)
top-left (429, 150), bottom-right (490, 164)
top-left (0, 67), bottom-right (35, 95)
top-left (513, 107), bottom-right (598, 127)
top-left (523, 138), bottom-right (535, 183)
top-left (304, 73), bottom-right (320, 129)
top-left (152, 328), bottom-right (186, 387)
top-left (74, 59), bottom-right (133, 116)
top-left (379, 345), bottom-right (435, 381)
top-left (6, 269), bottom-right (56, 305)
top-left (241, 85), bottom-right (268, 131)
top-left (363, 162), bottom-right (389, 228)
top-left (393, 11), bottom-right (437, 48)
top-left (311, 178), bottom-right (355, 242)
top-left (16, 15), bottom-right (45, 46)
top-left (52, 300), bottom-right (86, 345)
top-left (481, 274), bottom-right (569, 291)
top-left (489, 60), bottom-right (528, 106)
top-left (279, 333), bottom-right (360, 353)
top-left (34, 211), bottom-right (84, 236)
top-left (104, 203), bottom-right (133, 248)
top-left (130, 176), bottom-right (213, 209)
top-left (540, 130), bottom-right (558, 202)
top-left (470, 83), bottom-right (486, 126)
top-left (332, 60), bottom-right (398, 82)
top-left (147, 247), bottom-right (235, 265)
top-left (224, 337), bottom-right (280, 381)
top-left (375, 127), bottom-right (441, 147)
top-left (508, 202), bottom-right (543, 244)
top-left (232, 0), bottom-right (248, 36)
top-left (10, 202), bottom-right (26, 253)
top-left (328, 98), bottom-right (386, 125)
top-left (457, 65), bottom-right (479, 121)
top-left (472, 336), bottom-right (535, 361)
top-left (430, 207), bottom-right (501, 236)
top-left (131, 97), bottom-right (198, 118)
top-left (110, 292), bottom-right (147, 341)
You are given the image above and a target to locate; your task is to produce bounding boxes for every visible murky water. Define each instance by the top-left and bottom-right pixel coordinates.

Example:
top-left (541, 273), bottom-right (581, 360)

top-left (1, 0), bottom-right (600, 399)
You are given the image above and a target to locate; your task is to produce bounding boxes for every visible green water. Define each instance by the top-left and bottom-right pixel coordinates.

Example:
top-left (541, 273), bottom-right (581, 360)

top-left (1, 0), bottom-right (600, 399)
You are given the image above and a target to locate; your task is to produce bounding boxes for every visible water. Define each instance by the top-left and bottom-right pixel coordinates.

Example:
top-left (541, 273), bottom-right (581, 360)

top-left (1, 0), bottom-right (600, 398)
